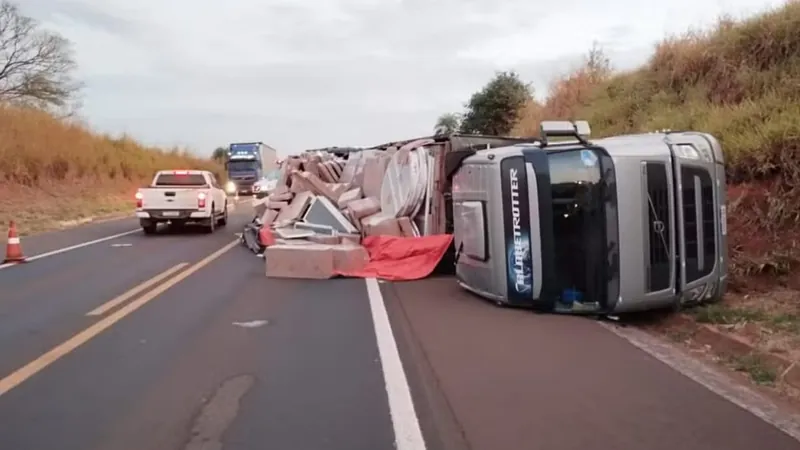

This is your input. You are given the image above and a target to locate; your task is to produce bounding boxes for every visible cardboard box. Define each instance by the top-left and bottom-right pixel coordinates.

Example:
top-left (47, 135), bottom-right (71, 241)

top-left (362, 154), bottom-right (391, 198)
top-left (265, 243), bottom-right (334, 279)
top-left (299, 171), bottom-right (340, 203)
top-left (346, 196), bottom-right (381, 221)
top-left (361, 212), bottom-right (403, 237)
top-left (260, 209), bottom-right (279, 226)
top-left (337, 187), bottom-right (363, 209)
top-left (319, 162), bottom-right (337, 182)
top-left (397, 216), bottom-right (416, 237)
top-left (308, 234), bottom-right (341, 245)
top-left (268, 200), bottom-right (289, 210)
top-left (331, 244), bottom-right (370, 273)
top-left (290, 171), bottom-right (315, 194)
top-left (327, 183), bottom-right (350, 198)
top-left (270, 191), bottom-right (294, 202)
top-left (304, 159), bottom-right (320, 179)
top-left (276, 191), bottom-right (314, 223)
top-left (340, 233), bottom-right (362, 245)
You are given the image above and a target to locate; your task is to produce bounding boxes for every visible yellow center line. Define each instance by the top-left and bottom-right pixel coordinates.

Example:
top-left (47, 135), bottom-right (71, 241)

top-left (0, 239), bottom-right (239, 397)
top-left (86, 263), bottom-right (190, 316)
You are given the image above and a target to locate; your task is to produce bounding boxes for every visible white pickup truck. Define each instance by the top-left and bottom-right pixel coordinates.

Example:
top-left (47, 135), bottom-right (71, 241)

top-left (135, 170), bottom-right (229, 234)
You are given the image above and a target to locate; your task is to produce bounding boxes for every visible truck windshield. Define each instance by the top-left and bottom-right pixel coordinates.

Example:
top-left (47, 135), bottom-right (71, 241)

top-left (548, 149), bottom-right (608, 306)
top-left (230, 144), bottom-right (258, 152)
top-left (154, 174), bottom-right (207, 186)
top-left (228, 161), bottom-right (258, 171)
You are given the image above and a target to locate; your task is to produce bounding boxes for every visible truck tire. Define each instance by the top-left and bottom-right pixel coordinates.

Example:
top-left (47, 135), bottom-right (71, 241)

top-left (141, 220), bottom-right (158, 235)
top-left (219, 201), bottom-right (228, 227)
top-left (204, 204), bottom-right (216, 233)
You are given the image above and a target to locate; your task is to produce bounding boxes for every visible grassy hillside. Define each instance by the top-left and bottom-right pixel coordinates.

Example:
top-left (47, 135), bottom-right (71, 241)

top-left (513, 0), bottom-right (800, 290)
top-left (0, 105), bottom-right (223, 234)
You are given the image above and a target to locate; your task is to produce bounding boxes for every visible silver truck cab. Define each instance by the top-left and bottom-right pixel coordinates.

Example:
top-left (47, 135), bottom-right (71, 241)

top-left (452, 121), bottom-right (727, 314)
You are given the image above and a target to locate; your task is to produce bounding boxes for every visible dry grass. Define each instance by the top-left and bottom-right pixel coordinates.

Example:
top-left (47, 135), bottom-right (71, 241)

top-left (513, 0), bottom-right (800, 288)
top-left (0, 105), bottom-right (223, 234)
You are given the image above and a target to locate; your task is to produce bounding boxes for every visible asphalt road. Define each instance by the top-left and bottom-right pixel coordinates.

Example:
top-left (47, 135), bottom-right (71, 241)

top-left (0, 203), bottom-right (799, 450)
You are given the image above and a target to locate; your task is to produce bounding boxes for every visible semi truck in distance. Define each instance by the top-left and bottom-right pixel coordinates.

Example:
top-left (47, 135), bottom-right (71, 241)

top-left (224, 142), bottom-right (278, 195)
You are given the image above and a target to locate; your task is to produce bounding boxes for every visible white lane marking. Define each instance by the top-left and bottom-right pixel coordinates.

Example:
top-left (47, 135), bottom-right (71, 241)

top-left (86, 262), bottom-right (188, 316)
top-left (232, 320), bottom-right (269, 328)
top-left (0, 229), bottom-right (140, 270)
top-left (601, 322), bottom-right (800, 442)
top-left (365, 278), bottom-right (427, 450)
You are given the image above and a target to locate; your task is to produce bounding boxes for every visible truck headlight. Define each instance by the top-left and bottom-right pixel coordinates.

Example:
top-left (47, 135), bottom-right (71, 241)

top-left (225, 181), bottom-right (236, 193)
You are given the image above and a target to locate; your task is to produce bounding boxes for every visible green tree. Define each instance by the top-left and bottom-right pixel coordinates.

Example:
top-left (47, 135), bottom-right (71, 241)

top-left (0, 1), bottom-right (81, 110)
top-left (211, 146), bottom-right (227, 162)
top-left (459, 71), bottom-right (532, 135)
top-left (433, 113), bottom-right (461, 135)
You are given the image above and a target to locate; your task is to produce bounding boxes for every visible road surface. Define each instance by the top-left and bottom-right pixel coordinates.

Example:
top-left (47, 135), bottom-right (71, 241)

top-left (1, 204), bottom-right (799, 450)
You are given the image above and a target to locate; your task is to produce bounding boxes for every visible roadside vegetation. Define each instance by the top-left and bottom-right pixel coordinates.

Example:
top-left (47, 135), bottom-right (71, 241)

top-left (0, 1), bottom-right (221, 234)
top-left (446, 1), bottom-right (800, 290)
top-left (440, 1), bottom-right (800, 395)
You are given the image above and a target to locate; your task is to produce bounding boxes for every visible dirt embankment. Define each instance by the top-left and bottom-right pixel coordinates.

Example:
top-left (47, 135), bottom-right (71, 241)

top-left (512, 0), bottom-right (800, 395)
top-left (0, 106), bottom-right (223, 234)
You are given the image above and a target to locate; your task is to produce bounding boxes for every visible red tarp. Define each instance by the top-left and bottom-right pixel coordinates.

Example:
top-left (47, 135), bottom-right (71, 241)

top-left (259, 227), bottom-right (276, 246)
top-left (336, 234), bottom-right (454, 281)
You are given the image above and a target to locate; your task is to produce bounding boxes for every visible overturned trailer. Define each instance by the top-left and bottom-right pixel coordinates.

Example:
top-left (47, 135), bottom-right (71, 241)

top-left (304, 146), bottom-right (367, 160)
top-left (450, 121), bottom-right (728, 314)
top-left (368, 134), bottom-right (538, 237)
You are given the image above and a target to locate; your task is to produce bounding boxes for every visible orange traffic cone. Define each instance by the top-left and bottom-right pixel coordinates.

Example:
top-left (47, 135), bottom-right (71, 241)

top-left (3, 221), bottom-right (26, 263)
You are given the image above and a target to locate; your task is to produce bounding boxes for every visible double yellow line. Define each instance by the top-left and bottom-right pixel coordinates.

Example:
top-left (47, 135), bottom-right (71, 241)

top-left (0, 240), bottom-right (239, 397)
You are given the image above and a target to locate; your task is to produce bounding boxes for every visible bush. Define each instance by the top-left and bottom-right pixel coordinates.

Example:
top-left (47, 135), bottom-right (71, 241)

top-left (0, 105), bottom-right (223, 185)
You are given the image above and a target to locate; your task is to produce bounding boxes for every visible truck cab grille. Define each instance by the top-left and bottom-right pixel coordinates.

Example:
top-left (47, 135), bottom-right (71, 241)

top-left (681, 166), bottom-right (716, 283)
top-left (645, 162), bottom-right (671, 292)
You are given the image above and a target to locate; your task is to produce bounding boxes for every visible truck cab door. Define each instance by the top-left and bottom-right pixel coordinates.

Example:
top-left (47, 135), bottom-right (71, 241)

top-left (666, 133), bottom-right (726, 305)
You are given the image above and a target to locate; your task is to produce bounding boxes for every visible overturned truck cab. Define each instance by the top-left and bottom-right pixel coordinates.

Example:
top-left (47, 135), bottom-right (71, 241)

top-left (452, 121), bottom-right (728, 314)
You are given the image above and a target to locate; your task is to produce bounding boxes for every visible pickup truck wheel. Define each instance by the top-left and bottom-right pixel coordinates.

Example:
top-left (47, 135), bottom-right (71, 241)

top-left (219, 202), bottom-right (228, 226)
top-left (142, 223), bottom-right (158, 235)
top-left (204, 205), bottom-right (216, 233)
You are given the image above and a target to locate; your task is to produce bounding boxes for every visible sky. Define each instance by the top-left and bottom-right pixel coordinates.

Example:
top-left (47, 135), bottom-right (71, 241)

top-left (20, 0), bottom-right (787, 157)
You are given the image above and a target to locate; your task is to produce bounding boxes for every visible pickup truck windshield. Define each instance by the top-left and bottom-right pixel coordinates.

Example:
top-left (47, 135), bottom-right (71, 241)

top-left (548, 149), bottom-right (607, 305)
top-left (154, 174), bottom-right (207, 186)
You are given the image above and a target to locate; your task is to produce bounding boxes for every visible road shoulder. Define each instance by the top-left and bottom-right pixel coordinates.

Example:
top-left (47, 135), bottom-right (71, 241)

top-left (384, 276), bottom-right (800, 450)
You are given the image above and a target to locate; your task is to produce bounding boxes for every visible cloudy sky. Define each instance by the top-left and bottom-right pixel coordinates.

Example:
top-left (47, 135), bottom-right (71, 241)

top-left (21, 0), bottom-right (786, 156)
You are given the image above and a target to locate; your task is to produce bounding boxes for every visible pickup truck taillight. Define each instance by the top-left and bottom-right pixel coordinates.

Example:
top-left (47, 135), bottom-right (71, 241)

top-left (135, 191), bottom-right (143, 208)
top-left (197, 192), bottom-right (207, 209)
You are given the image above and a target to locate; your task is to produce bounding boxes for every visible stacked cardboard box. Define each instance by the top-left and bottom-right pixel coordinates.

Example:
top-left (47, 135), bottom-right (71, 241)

top-left (255, 150), bottom-right (421, 279)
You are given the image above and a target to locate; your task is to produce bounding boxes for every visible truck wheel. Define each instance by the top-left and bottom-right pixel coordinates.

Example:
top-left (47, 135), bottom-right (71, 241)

top-left (219, 201), bottom-right (228, 227)
top-left (204, 205), bottom-right (216, 233)
top-left (142, 222), bottom-right (158, 235)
